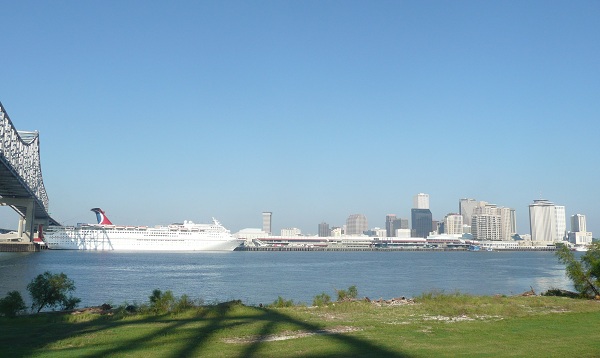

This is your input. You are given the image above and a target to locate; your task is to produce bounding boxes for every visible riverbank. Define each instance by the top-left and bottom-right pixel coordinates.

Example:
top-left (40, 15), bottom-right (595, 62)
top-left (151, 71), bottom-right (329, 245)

top-left (2, 294), bottom-right (599, 357)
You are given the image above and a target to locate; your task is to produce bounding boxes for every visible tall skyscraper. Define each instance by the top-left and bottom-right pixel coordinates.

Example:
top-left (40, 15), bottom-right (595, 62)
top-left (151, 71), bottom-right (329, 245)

top-left (262, 212), bottom-right (272, 236)
top-left (413, 193), bottom-right (430, 209)
top-left (318, 222), bottom-right (331, 237)
top-left (346, 214), bottom-right (368, 235)
top-left (411, 208), bottom-right (432, 238)
top-left (529, 199), bottom-right (562, 243)
top-left (385, 214), bottom-right (396, 237)
top-left (571, 214), bottom-right (587, 232)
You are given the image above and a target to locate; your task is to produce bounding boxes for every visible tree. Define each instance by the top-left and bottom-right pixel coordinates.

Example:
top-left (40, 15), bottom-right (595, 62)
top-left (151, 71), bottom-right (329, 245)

top-left (555, 243), bottom-right (600, 298)
top-left (0, 291), bottom-right (26, 317)
top-left (27, 271), bottom-right (81, 313)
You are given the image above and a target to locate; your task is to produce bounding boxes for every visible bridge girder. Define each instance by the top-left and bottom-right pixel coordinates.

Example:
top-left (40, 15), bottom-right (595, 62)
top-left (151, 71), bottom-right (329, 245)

top-left (0, 101), bottom-right (59, 238)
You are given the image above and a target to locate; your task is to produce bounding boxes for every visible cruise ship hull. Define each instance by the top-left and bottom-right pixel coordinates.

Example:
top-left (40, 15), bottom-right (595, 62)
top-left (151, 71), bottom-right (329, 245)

top-left (44, 224), bottom-right (241, 251)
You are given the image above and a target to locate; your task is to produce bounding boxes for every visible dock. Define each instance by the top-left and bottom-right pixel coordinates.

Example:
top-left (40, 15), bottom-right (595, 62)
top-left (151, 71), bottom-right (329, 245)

top-left (0, 242), bottom-right (42, 252)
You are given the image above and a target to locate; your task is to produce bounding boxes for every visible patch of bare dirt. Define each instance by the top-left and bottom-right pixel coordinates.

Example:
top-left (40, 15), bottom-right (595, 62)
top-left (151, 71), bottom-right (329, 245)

top-left (223, 326), bottom-right (361, 343)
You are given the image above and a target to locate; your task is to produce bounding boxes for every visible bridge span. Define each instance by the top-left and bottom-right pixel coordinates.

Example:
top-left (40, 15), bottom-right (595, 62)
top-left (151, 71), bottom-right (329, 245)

top-left (0, 101), bottom-right (58, 244)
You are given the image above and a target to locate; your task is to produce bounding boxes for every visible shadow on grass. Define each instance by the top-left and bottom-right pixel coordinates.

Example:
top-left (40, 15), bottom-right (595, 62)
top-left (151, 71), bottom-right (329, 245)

top-left (0, 302), bottom-right (411, 357)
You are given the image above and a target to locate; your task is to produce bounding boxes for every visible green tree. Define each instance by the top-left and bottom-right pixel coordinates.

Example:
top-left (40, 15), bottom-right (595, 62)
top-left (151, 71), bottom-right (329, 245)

top-left (0, 291), bottom-right (26, 317)
top-left (149, 289), bottom-right (175, 313)
top-left (555, 243), bottom-right (600, 298)
top-left (27, 271), bottom-right (81, 313)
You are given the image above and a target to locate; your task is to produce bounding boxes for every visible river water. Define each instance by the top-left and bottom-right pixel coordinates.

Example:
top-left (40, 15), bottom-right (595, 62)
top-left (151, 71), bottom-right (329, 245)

top-left (0, 250), bottom-right (573, 307)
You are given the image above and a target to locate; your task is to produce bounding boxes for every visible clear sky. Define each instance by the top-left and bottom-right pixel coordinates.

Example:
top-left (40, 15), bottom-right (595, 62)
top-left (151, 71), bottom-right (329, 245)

top-left (1, 1), bottom-right (599, 236)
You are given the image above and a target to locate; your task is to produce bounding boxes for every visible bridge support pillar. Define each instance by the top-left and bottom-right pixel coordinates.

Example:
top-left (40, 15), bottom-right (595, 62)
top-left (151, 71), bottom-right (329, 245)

top-left (0, 198), bottom-right (42, 242)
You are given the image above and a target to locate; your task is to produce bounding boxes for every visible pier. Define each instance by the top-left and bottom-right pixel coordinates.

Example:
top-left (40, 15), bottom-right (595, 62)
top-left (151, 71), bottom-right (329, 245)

top-left (236, 246), bottom-right (558, 252)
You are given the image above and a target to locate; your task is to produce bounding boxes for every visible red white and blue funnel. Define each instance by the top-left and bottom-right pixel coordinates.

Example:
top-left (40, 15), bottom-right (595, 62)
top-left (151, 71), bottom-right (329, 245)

top-left (91, 208), bottom-right (113, 225)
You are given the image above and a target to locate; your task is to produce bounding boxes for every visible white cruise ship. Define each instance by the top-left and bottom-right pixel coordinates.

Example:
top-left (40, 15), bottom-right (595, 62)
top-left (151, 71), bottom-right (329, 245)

top-left (43, 208), bottom-right (242, 251)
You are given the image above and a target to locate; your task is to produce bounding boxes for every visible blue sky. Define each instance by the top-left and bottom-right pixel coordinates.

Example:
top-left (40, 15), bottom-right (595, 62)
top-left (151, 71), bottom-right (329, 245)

top-left (1, 1), bottom-right (598, 235)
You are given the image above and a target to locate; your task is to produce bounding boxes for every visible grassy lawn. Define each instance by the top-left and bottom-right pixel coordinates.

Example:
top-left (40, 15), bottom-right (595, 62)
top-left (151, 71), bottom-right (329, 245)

top-left (2, 294), bottom-right (600, 357)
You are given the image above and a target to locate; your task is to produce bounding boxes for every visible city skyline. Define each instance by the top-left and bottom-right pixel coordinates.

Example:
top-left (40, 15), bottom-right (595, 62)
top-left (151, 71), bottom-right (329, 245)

top-left (1, 2), bottom-right (598, 236)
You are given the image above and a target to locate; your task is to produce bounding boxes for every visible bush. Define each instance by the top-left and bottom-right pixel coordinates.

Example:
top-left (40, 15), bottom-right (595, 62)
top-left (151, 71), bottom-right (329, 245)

top-left (27, 271), bottom-right (80, 313)
top-left (173, 294), bottom-right (197, 313)
top-left (336, 285), bottom-right (358, 302)
top-left (312, 292), bottom-right (331, 307)
top-left (270, 296), bottom-right (294, 308)
top-left (0, 291), bottom-right (26, 317)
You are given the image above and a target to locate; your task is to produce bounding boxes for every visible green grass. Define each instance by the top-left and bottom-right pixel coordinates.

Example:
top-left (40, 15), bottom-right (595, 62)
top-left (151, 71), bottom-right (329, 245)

top-left (2, 295), bottom-right (600, 357)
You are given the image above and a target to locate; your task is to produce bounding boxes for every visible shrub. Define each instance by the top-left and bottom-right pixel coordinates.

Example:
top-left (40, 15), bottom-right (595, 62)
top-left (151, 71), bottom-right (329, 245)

top-left (27, 271), bottom-right (80, 313)
top-left (312, 292), bottom-right (331, 307)
top-left (0, 291), bottom-right (26, 317)
top-left (270, 296), bottom-right (294, 308)
top-left (336, 285), bottom-right (358, 302)
top-left (173, 294), bottom-right (196, 313)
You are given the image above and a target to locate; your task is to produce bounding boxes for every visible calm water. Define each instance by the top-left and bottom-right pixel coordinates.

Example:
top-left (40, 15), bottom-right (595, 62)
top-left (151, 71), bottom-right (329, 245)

top-left (0, 250), bottom-right (572, 307)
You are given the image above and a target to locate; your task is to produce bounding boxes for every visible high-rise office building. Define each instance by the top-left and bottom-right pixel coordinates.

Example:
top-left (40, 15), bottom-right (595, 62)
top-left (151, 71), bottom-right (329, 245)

top-left (529, 199), bottom-right (562, 243)
top-left (318, 222), bottom-right (331, 237)
top-left (346, 214), bottom-right (368, 235)
top-left (414, 193), bottom-right (430, 209)
top-left (459, 198), bottom-right (487, 230)
top-left (385, 214), bottom-right (396, 237)
top-left (392, 218), bottom-right (408, 236)
top-left (262, 212), bottom-right (272, 236)
top-left (411, 208), bottom-right (432, 238)
top-left (444, 213), bottom-right (463, 235)
top-left (571, 214), bottom-right (587, 232)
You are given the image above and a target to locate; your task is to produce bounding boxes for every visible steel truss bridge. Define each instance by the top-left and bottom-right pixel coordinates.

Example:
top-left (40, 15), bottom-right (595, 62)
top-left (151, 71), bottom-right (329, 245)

top-left (0, 101), bottom-right (58, 241)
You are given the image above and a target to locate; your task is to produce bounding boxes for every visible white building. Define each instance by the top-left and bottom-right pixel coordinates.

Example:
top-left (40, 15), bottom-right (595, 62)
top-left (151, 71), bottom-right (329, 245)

top-left (234, 228), bottom-right (269, 241)
top-left (568, 231), bottom-right (593, 246)
top-left (529, 199), bottom-right (561, 243)
top-left (555, 206), bottom-right (567, 241)
top-left (280, 228), bottom-right (302, 236)
top-left (443, 213), bottom-right (463, 235)
top-left (413, 193), bottom-right (430, 209)
top-left (395, 229), bottom-right (411, 238)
